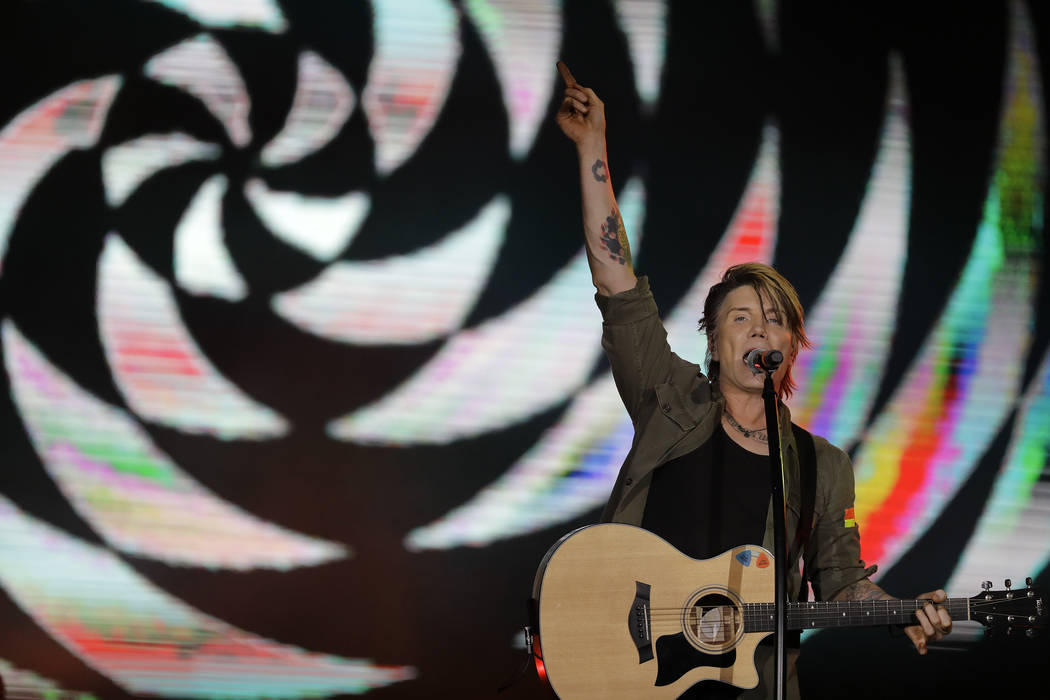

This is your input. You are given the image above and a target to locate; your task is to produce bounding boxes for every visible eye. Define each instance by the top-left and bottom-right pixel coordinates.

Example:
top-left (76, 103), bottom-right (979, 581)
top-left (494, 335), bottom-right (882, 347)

top-left (767, 316), bottom-right (782, 325)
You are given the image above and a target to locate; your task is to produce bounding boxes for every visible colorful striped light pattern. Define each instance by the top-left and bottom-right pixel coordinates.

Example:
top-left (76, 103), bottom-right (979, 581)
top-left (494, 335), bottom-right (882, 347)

top-left (97, 235), bottom-right (290, 439)
top-left (331, 180), bottom-right (643, 445)
top-left (0, 1), bottom-right (1048, 697)
top-left (788, 56), bottom-right (911, 450)
top-left (0, 658), bottom-right (96, 700)
top-left (4, 319), bottom-right (343, 570)
top-left (0, 495), bottom-right (409, 698)
top-left (848, 2), bottom-right (1043, 574)
top-left (273, 195), bottom-right (508, 347)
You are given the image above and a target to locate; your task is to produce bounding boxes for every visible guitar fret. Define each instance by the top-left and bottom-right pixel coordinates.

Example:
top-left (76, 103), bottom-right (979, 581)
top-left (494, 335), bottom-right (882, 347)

top-left (742, 598), bottom-right (972, 632)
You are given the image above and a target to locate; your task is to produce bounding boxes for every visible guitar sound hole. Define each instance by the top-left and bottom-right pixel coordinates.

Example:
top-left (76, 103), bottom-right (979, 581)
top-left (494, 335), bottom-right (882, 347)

top-left (684, 592), bottom-right (741, 652)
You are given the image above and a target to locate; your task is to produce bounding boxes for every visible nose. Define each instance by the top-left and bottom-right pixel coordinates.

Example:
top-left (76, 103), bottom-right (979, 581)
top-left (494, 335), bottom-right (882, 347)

top-left (750, 318), bottom-right (767, 337)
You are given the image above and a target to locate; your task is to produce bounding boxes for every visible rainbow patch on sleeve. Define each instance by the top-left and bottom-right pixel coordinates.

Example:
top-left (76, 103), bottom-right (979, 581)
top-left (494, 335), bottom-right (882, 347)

top-left (844, 507), bottom-right (857, 528)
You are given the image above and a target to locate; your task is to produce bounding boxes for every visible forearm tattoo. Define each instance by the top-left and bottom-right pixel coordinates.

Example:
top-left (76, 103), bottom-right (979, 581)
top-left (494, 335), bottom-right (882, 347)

top-left (591, 158), bottom-right (608, 182)
top-left (599, 207), bottom-right (631, 266)
top-left (833, 578), bottom-right (892, 602)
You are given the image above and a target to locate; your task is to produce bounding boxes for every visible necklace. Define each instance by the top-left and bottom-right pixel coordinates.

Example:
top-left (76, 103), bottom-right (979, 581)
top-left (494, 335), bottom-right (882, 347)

top-left (723, 409), bottom-right (768, 444)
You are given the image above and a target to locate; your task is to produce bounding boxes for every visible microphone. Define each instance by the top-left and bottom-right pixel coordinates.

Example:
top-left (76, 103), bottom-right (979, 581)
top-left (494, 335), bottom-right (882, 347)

top-left (744, 348), bottom-right (783, 373)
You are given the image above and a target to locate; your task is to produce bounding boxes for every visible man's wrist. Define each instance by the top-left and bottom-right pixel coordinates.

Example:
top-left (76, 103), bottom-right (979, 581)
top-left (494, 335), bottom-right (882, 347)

top-left (575, 137), bottom-right (606, 160)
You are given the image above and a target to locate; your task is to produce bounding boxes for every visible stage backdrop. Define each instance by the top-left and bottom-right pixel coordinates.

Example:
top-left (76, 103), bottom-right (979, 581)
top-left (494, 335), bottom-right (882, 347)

top-left (0, 1), bottom-right (1048, 698)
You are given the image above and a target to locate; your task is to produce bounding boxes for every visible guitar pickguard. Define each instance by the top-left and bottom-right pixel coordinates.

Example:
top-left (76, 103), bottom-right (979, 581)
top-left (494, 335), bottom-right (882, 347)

top-left (654, 632), bottom-right (736, 687)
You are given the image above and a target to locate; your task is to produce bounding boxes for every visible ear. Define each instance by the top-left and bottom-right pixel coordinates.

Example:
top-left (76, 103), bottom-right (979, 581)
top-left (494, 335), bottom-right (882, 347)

top-left (710, 337), bottom-right (719, 362)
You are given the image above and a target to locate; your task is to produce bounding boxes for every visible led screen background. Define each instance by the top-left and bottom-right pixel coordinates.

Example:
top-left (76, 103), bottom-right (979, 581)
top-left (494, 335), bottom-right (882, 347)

top-left (0, 0), bottom-right (1047, 698)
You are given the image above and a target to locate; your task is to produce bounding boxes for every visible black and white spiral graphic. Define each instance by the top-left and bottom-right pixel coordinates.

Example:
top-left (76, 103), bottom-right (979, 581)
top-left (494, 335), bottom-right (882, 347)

top-left (0, 1), bottom-right (1048, 699)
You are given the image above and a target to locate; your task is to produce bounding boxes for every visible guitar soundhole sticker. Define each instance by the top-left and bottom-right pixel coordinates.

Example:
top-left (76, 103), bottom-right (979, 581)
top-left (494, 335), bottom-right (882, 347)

top-left (683, 591), bottom-right (742, 652)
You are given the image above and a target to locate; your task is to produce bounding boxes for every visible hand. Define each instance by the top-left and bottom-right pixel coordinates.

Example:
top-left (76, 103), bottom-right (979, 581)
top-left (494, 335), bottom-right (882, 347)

top-left (905, 589), bottom-right (952, 655)
top-left (555, 61), bottom-right (605, 149)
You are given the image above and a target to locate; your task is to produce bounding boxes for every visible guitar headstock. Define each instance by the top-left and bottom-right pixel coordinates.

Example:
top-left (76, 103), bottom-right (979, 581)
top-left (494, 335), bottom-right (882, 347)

top-left (970, 578), bottom-right (1045, 636)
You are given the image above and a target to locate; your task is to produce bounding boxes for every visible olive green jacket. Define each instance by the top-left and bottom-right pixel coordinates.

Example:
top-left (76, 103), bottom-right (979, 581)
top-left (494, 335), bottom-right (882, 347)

top-left (595, 277), bottom-right (876, 695)
top-left (597, 276), bottom-right (875, 599)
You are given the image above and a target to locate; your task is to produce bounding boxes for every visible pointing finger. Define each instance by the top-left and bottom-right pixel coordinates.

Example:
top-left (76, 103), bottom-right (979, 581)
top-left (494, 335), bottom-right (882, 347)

top-left (556, 60), bottom-right (577, 87)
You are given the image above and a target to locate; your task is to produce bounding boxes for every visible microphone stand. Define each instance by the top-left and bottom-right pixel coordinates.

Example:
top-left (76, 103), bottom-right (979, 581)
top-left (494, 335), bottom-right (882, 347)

top-left (761, 370), bottom-right (789, 700)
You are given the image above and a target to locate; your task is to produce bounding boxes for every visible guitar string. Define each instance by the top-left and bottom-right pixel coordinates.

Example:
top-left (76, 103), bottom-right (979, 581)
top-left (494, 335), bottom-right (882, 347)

top-left (640, 598), bottom-right (1003, 613)
top-left (642, 602), bottom-right (1017, 620)
top-left (641, 618), bottom-right (1025, 632)
top-left (640, 616), bottom-right (1031, 636)
top-left (644, 601), bottom-right (969, 613)
top-left (644, 609), bottom-right (972, 623)
top-left (644, 606), bottom-right (970, 618)
top-left (640, 600), bottom-right (979, 624)
top-left (637, 601), bottom-right (1037, 629)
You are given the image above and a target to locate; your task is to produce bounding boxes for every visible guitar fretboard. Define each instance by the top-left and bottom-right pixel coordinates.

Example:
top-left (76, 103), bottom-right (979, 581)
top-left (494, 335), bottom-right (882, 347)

top-left (742, 598), bottom-right (970, 632)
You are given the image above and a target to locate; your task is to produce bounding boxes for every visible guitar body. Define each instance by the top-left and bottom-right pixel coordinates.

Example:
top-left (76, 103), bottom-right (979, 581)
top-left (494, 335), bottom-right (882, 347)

top-left (535, 523), bottom-right (775, 699)
top-left (534, 523), bottom-right (1044, 698)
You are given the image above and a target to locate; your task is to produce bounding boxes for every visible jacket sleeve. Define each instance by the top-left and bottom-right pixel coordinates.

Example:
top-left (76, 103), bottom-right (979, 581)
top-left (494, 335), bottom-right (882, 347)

top-left (805, 438), bottom-right (878, 601)
top-left (595, 276), bottom-right (692, 423)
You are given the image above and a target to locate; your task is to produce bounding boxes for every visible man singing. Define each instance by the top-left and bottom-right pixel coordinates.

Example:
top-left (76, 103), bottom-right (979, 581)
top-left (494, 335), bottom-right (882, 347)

top-left (554, 61), bottom-right (951, 699)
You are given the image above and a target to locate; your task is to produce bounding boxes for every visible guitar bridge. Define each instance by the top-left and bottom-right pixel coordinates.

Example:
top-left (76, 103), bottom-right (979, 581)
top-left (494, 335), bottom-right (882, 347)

top-left (628, 581), bottom-right (654, 664)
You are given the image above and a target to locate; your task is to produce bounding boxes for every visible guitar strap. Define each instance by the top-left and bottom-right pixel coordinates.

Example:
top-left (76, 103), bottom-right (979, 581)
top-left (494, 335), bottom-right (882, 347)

top-left (790, 422), bottom-right (817, 603)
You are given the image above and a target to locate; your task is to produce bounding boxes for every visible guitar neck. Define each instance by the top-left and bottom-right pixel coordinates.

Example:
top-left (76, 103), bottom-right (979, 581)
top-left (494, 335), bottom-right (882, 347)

top-left (743, 598), bottom-right (971, 632)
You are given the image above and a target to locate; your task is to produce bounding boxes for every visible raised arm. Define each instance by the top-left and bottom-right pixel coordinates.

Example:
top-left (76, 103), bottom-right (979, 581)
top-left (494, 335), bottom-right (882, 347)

top-left (555, 61), bottom-right (637, 297)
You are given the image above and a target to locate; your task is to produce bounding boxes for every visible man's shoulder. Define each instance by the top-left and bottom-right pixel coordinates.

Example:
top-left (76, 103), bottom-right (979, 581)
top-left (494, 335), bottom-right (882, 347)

top-left (809, 431), bottom-right (845, 455)
top-left (668, 354), bottom-right (706, 387)
top-left (804, 431), bottom-right (853, 474)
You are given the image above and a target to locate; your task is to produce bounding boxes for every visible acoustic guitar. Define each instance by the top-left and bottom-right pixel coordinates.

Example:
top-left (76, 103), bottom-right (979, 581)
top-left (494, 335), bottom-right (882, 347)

top-left (532, 523), bottom-right (1044, 699)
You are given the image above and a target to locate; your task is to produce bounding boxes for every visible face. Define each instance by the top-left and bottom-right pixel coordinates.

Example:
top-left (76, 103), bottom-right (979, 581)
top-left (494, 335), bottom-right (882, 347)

top-left (710, 285), bottom-right (794, 396)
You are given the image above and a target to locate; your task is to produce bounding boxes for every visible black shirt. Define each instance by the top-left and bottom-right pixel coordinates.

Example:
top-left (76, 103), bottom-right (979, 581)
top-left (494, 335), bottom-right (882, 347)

top-left (640, 424), bottom-right (773, 699)
top-left (641, 424), bottom-right (769, 559)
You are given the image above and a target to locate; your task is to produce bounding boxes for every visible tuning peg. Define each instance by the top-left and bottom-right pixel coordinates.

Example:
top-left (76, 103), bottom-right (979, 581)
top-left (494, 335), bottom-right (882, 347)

top-left (1026, 628), bottom-right (1038, 639)
top-left (1005, 578), bottom-right (1012, 589)
top-left (982, 581), bottom-right (993, 591)
top-left (1026, 577), bottom-right (1033, 587)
